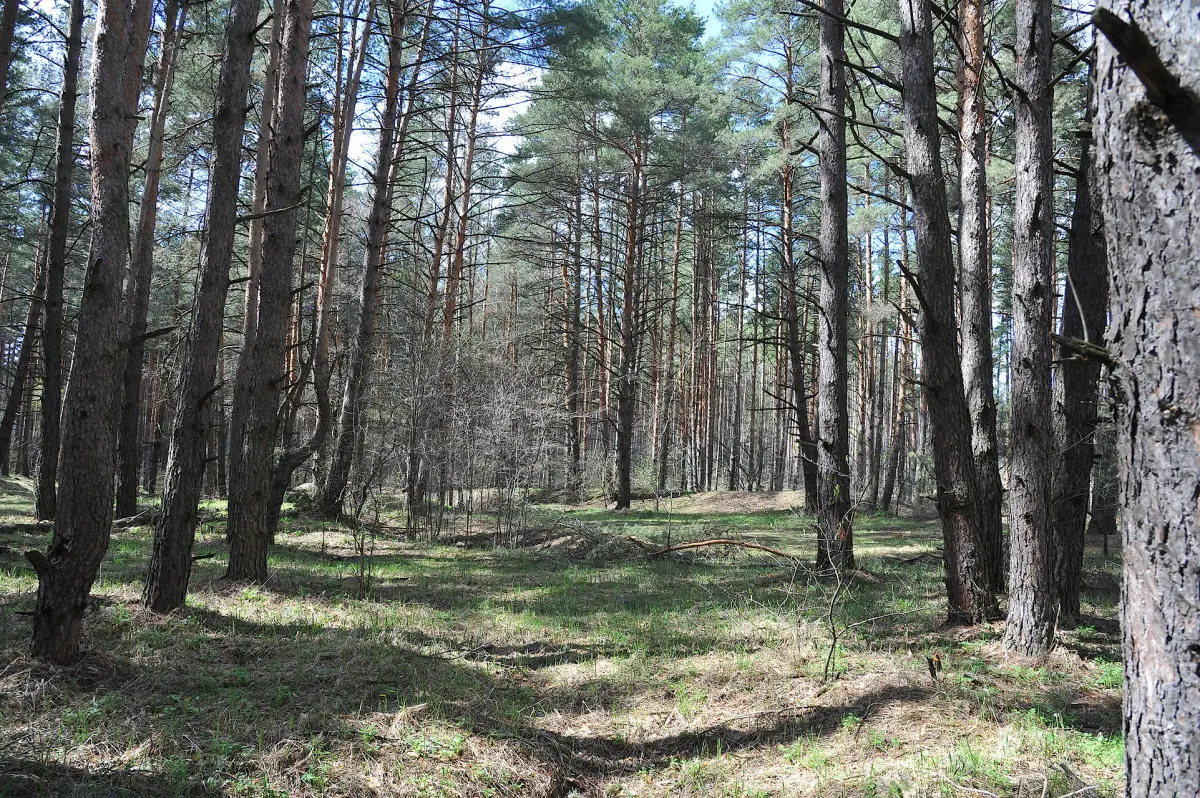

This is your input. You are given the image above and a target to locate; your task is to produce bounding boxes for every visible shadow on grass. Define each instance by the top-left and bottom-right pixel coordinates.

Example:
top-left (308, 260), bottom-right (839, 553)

top-left (0, 599), bottom-right (932, 796)
top-left (0, 760), bottom-right (222, 798)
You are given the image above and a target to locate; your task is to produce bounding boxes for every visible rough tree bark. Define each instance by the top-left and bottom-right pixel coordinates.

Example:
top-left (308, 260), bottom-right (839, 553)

top-left (957, 0), bottom-right (1004, 589)
top-left (1004, 0), bottom-right (1056, 656)
top-left (815, 0), bottom-right (853, 571)
top-left (29, 0), bottom-right (151, 663)
top-left (1050, 107), bottom-right (1108, 626)
top-left (35, 0), bottom-right (85, 522)
top-left (225, 0), bottom-right (313, 581)
top-left (1093, 5), bottom-right (1200, 795)
top-left (897, 0), bottom-right (994, 623)
top-left (143, 0), bottom-right (263, 611)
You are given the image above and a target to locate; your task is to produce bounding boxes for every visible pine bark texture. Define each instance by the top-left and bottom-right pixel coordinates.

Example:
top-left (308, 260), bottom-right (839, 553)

top-left (1094, 3), bottom-right (1200, 794)
top-left (1004, 0), bottom-right (1056, 656)
top-left (815, 0), bottom-right (853, 571)
top-left (144, 0), bottom-right (263, 611)
top-left (1051, 129), bottom-right (1107, 625)
top-left (226, 0), bottom-right (313, 581)
top-left (957, 0), bottom-right (1004, 589)
top-left (897, 0), bottom-right (992, 624)
top-left (30, 0), bottom-right (148, 662)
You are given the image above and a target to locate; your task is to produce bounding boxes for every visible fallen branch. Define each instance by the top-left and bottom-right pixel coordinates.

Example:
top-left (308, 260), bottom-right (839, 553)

top-left (639, 538), bottom-right (798, 560)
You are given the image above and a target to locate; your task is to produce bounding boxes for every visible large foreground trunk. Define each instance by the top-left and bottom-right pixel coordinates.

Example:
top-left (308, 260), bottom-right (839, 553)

top-left (30, 0), bottom-right (151, 663)
top-left (1093, 5), bottom-right (1200, 795)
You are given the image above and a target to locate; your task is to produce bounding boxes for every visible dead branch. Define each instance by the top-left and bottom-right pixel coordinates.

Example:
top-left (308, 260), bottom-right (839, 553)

top-left (636, 538), bottom-right (798, 560)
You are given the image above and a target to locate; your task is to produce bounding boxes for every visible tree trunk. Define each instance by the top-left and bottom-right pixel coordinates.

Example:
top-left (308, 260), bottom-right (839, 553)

top-left (116, 0), bottom-right (184, 519)
top-left (614, 147), bottom-right (643, 511)
top-left (781, 161), bottom-right (819, 510)
top-left (0, 249), bottom-right (45, 474)
top-left (815, 0), bottom-right (853, 572)
top-left (30, 0), bottom-right (151, 663)
top-left (897, 0), bottom-right (993, 624)
top-left (0, 0), bottom-right (20, 119)
top-left (957, 0), bottom-right (1004, 589)
top-left (35, 0), bottom-right (85, 522)
top-left (1003, 0), bottom-right (1056, 656)
top-left (143, 0), bottom-right (263, 611)
top-left (321, 0), bottom-right (429, 518)
top-left (1050, 108), bottom-right (1107, 627)
top-left (1093, 6), bottom-right (1200, 794)
top-left (227, 0), bottom-right (284, 499)
top-left (225, 0), bottom-right (313, 581)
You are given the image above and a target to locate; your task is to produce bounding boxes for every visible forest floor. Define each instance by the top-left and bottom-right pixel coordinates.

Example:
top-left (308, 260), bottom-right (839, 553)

top-left (0, 478), bottom-right (1124, 797)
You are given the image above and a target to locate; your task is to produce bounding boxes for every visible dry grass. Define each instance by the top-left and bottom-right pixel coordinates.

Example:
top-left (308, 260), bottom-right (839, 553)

top-left (0, 483), bottom-right (1123, 797)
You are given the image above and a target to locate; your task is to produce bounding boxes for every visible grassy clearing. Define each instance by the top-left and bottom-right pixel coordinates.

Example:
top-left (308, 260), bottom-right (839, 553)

top-left (0, 481), bottom-right (1123, 797)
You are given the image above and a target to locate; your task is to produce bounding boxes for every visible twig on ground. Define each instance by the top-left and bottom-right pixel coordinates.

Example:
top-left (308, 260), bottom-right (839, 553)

top-left (938, 773), bottom-right (1002, 798)
top-left (630, 537), bottom-right (798, 560)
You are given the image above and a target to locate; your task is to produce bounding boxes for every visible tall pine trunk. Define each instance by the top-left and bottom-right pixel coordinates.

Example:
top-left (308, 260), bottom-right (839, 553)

top-left (225, 0), bottom-right (313, 581)
top-left (897, 0), bottom-right (993, 624)
top-left (35, 0), bottom-right (85, 522)
top-left (30, 0), bottom-right (152, 662)
top-left (1004, 0), bottom-right (1056, 656)
top-left (321, 0), bottom-right (429, 518)
top-left (815, 0), bottom-right (853, 571)
top-left (116, 0), bottom-right (184, 518)
top-left (614, 146), bottom-right (643, 510)
top-left (957, 0), bottom-right (1004, 589)
top-left (143, 0), bottom-right (264, 611)
top-left (1050, 107), bottom-right (1107, 626)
